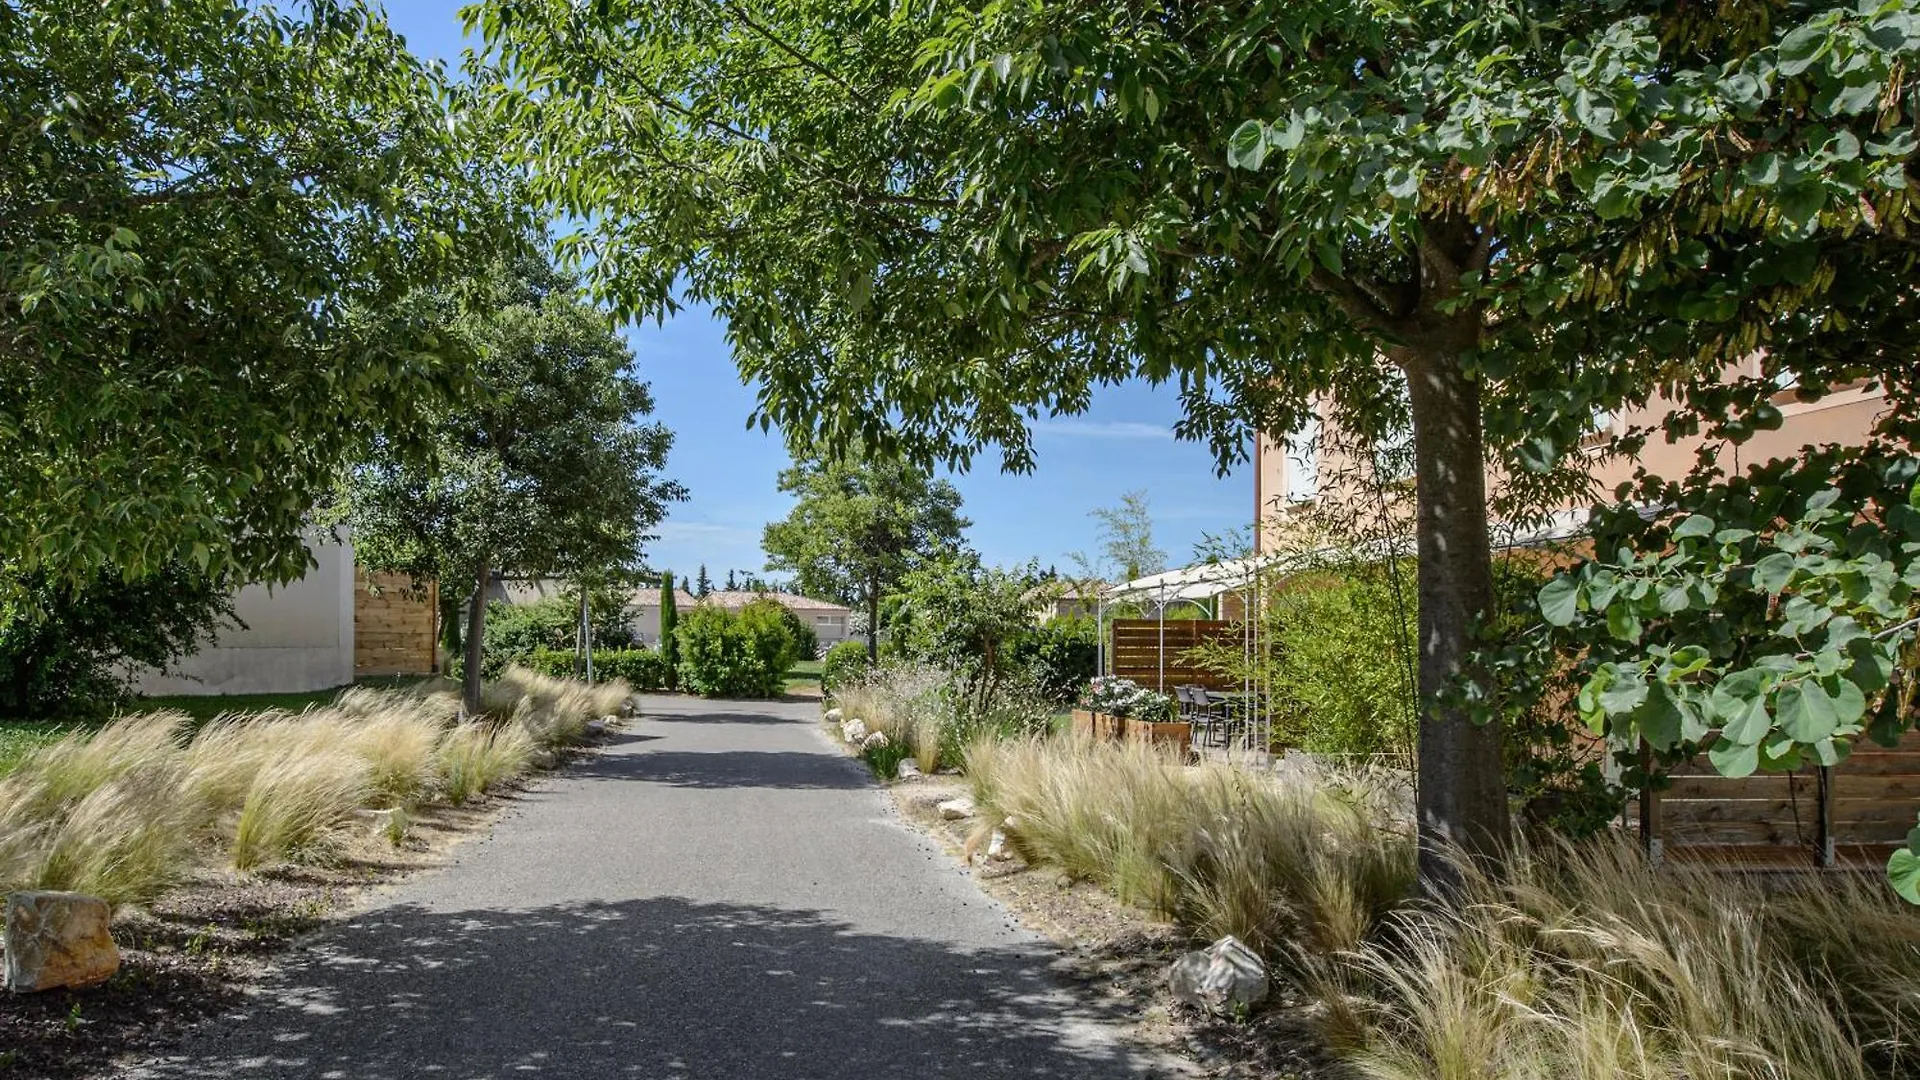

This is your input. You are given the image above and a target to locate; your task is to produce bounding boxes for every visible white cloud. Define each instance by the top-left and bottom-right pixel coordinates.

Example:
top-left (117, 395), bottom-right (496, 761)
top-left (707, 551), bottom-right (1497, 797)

top-left (1033, 419), bottom-right (1175, 441)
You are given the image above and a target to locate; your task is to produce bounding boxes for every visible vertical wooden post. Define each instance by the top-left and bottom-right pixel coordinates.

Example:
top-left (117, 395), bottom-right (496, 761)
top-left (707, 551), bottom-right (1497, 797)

top-left (1816, 765), bottom-right (1837, 868)
top-left (1638, 740), bottom-right (1663, 866)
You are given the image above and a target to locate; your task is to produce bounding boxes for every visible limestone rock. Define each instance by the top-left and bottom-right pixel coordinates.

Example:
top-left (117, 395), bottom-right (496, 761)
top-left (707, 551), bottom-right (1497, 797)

top-left (620, 699), bottom-right (640, 717)
top-left (585, 717), bottom-right (611, 736)
top-left (937, 796), bottom-right (976, 820)
top-left (987, 830), bottom-right (1012, 860)
top-left (1169, 935), bottom-right (1268, 1016)
top-left (841, 718), bottom-right (869, 744)
top-left (5, 891), bottom-right (119, 993)
top-left (861, 731), bottom-right (890, 752)
top-left (897, 759), bottom-right (923, 780)
top-left (824, 707), bottom-right (844, 724)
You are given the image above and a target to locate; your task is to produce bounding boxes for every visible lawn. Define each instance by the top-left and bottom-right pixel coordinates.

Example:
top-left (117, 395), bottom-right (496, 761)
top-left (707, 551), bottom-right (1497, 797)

top-left (784, 658), bottom-right (823, 695)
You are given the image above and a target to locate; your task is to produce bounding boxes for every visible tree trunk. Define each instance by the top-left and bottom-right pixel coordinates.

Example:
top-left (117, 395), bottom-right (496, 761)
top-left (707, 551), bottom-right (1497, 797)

top-left (1399, 343), bottom-right (1512, 890)
top-left (462, 556), bottom-right (489, 717)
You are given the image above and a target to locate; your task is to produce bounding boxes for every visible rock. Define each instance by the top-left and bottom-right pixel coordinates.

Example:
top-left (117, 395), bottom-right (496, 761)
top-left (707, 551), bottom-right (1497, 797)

top-left (987, 830), bottom-right (1012, 860)
top-left (1055, 873), bottom-right (1075, 890)
top-left (937, 796), bottom-right (976, 820)
top-left (1168, 935), bottom-right (1269, 1016)
top-left (897, 759), bottom-right (923, 780)
top-left (585, 717), bottom-right (610, 736)
top-left (530, 749), bottom-right (559, 770)
top-left (824, 707), bottom-right (844, 724)
top-left (357, 808), bottom-right (398, 830)
top-left (861, 731), bottom-right (890, 752)
top-left (620, 699), bottom-right (639, 717)
top-left (4, 891), bottom-right (119, 993)
top-left (841, 718), bottom-right (869, 744)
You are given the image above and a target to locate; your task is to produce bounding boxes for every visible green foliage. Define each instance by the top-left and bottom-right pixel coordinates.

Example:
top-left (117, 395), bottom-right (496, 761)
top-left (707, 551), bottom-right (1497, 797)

top-left (332, 257), bottom-right (686, 709)
top-left (821, 640), bottom-right (873, 697)
top-left (2, 0), bottom-right (516, 593)
top-left (658, 569), bottom-right (680, 689)
top-left (483, 592), bottom-right (634, 663)
top-left (673, 603), bottom-right (800, 699)
top-left (1071, 490), bottom-right (1166, 584)
top-left (1005, 617), bottom-right (1098, 705)
top-left (759, 445), bottom-right (969, 658)
top-left (893, 555), bottom-right (1040, 716)
top-left (1540, 452), bottom-right (1919, 776)
top-left (0, 565), bottom-right (232, 718)
top-left (516, 647), bottom-right (670, 690)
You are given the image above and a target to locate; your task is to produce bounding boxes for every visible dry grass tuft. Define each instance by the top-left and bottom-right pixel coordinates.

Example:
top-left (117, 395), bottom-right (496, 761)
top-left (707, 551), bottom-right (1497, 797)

top-left (481, 666), bottom-right (627, 750)
top-left (229, 748), bottom-right (372, 871)
top-left (437, 722), bottom-right (534, 806)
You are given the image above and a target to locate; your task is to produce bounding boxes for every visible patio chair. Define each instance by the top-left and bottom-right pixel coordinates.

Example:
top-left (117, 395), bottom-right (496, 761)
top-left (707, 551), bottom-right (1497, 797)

top-left (1190, 687), bottom-right (1230, 748)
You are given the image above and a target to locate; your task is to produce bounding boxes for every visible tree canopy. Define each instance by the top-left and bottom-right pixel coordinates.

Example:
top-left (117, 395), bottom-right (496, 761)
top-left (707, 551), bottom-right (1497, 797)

top-left (334, 258), bottom-right (684, 709)
top-left (470, 0), bottom-right (1920, 882)
top-left (761, 447), bottom-right (969, 659)
top-left (2, 0), bottom-right (516, 593)
top-left (1073, 490), bottom-right (1166, 585)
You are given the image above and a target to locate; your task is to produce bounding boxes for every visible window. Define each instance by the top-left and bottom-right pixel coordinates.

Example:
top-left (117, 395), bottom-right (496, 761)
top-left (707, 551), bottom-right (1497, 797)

top-left (1283, 416), bottom-right (1320, 502)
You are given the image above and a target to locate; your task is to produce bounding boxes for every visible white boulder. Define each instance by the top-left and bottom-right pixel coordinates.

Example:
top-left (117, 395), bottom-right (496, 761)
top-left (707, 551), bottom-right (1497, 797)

top-left (861, 731), bottom-right (891, 752)
top-left (841, 717), bottom-right (869, 744)
top-left (1168, 935), bottom-right (1269, 1016)
top-left (4, 891), bottom-right (120, 993)
top-left (937, 796), bottom-right (976, 821)
top-left (897, 760), bottom-right (923, 780)
top-left (987, 830), bottom-right (1012, 860)
top-left (824, 707), bottom-right (844, 724)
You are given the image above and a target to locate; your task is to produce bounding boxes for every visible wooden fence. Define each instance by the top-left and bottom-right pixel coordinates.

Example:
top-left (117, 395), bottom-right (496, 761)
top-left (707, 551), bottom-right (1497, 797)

top-left (1636, 728), bottom-right (1920, 867)
top-left (354, 571), bottom-right (438, 677)
top-left (1108, 619), bottom-right (1244, 691)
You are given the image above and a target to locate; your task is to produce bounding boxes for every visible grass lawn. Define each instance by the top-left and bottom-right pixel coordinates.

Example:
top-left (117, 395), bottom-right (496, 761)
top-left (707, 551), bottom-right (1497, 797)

top-left (0, 676), bottom-right (435, 775)
top-left (784, 658), bottom-right (823, 695)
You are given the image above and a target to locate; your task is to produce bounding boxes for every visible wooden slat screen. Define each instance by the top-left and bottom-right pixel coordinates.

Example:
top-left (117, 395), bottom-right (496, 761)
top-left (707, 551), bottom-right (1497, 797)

top-left (355, 571), bottom-right (438, 676)
top-left (1108, 619), bottom-right (1244, 691)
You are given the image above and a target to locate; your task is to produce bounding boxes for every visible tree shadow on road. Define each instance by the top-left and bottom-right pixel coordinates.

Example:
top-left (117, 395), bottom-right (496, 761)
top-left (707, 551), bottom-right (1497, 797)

top-left (119, 895), bottom-right (1162, 1079)
top-left (569, 749), bottom-right (873, 791)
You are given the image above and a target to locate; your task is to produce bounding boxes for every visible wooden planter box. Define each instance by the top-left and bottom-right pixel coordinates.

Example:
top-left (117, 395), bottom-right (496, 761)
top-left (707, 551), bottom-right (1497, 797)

top-left (1070, 709), bottom-right (1190, 756)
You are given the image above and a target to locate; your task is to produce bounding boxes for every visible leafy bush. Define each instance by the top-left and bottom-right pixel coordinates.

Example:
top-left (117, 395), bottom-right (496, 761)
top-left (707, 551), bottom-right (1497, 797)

top-left (483, 589), bottom-right (636, 666)
top-left (821, 640), bottom-right (872, 695)
top-left (1007, 616), bottom-right (1098, 704)
top-left (834, 662), bottom-right (1053, 774)
top-left (674, 603), bottom-right (798, 698)
top-left (1191, 567), bottom-right (1417, 759)
top-left (513, 646), bottom-right (670, 689)
top-left (0, 564), bottom-right (232, 718)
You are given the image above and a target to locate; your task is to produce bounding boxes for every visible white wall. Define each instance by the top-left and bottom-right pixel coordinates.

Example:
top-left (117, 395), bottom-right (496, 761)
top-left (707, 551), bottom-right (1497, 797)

top-left (132, 535), bottom-right (355, 696)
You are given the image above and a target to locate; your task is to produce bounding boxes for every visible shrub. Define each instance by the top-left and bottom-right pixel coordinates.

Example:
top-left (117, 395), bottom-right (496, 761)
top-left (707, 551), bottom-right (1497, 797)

top-left (675, 603), bottom-right (796, 698)
top-left (1007, 616), bottom-right (1098, 704)
top-left (1076, 676), bottom-right (1174, 723)
top-left (658, 570), bottom-right (679, 689)
top-left (481, 589), bottom-right (636, 672)
top-left (516, 646), bottom-right (670, 690)
top-left (0, 563), bottom-right (232, 719)
top-left (821, 640), bottom-right (872, 696)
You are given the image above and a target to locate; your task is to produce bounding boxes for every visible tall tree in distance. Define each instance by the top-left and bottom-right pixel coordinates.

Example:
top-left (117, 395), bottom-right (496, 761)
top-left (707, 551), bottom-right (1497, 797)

top-left (1072, 490), bottom-right (1167, 585)
top-left (335, 257), bottom-right (684, 712)
top-left (762, 447), bottom-right (969, 660)
top-left (658, 569), bottom-right (679, 690)
top-left (695, 564), bottom-right (713, 597)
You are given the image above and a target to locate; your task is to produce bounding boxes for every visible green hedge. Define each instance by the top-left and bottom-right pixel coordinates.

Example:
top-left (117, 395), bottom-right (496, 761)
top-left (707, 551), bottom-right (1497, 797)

top-left (461, 647), bottom-right (671, 690)
top-left (821, 639), bottom-right (871, 696)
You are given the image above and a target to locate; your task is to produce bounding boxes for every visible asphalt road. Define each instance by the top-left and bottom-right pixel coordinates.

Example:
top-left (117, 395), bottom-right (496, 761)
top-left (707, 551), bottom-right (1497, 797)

top-left (117, 695), bottom-right (1173, 1079)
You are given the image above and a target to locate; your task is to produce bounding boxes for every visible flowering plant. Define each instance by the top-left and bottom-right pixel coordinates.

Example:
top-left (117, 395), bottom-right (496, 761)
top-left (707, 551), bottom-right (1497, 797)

top-left (1076, 676), bottom-right (1175, 723)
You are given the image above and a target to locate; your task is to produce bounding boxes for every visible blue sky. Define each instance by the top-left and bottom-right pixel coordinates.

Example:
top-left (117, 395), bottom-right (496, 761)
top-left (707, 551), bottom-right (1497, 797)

top-left (385, 2), bottom-right (1250, 583)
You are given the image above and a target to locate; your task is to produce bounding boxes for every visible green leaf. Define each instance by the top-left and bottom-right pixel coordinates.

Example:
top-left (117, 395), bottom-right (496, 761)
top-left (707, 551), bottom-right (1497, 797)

top-left (1227, 120), bottom-right (1268, 171)
top-left (1711, 669), bottom-right (1774, 744)
top-left (1889, 846), bottom-right (1920, 905)
top-left (1709, 738), bottom-right (1760, 778)
top-left (1635, 680), bottom-right (1687, 750)
top-left (1778, 680), bottom-right (1839, 742)
top-left (1778, 22), bottom-right (1829, 77)
top-left (1672, 514), bottom-right (1715, 540)
top-left (1753, 552), bottom-right (1797, 594)
top-left (1605, 602), bottom-right (1642, 643)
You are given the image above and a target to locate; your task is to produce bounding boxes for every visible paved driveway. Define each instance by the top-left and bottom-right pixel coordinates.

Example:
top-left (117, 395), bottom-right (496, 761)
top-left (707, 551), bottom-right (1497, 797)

top-left (117, 695), bottom-right (1174, 1079)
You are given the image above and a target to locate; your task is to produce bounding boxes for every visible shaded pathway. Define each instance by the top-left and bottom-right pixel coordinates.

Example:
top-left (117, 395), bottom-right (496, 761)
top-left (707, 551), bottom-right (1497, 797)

top-left (118, 696), bottom-right (1176, 1079)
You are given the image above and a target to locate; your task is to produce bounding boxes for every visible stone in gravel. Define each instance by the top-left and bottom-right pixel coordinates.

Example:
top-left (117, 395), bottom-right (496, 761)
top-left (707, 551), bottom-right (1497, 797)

top-left (987, 831), bottom-right (1012, 861)
top-left (1168, 935), bottom-right (1268, 1016)
top-left (840, 718), bottom-right (869, 744)
top-left (937, 796), bottom-right (976, 820)
top-left (824, 707), bottom-right (844, 724)
top-left (4, 891), bottom-right (119, 993)
top-left (585, 718), bottom-right (610, 736)
top-left (897, 760), bottom-right (923, 780)
top-left (861, 731), bottom-right (890, 752)
top-left (620, 699), bottom-right (639, 717)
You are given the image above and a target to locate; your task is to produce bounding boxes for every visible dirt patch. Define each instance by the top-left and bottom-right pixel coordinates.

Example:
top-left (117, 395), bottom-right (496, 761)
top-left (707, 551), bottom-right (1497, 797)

top-left (884, 775), bottom-right (1339, 1080)
top-left (1, 752), bottom-right (590, 1080)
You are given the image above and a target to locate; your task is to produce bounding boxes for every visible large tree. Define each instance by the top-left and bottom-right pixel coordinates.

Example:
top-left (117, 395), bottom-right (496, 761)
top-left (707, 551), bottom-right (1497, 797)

top-left (1, 0), bottom-right (512, 594)
top-left (335, 259), bottom-right (685, 712)
top-left (1072, 490), bottom-right (1166, 586)
top-left (471, 1), bottom-right (1920, 884)
top-left (761, 449), bottom-right (969, 660)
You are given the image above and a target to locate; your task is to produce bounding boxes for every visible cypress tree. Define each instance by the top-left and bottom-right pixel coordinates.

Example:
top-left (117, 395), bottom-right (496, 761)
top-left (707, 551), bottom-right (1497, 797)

top-left (659, 569), bottom-right (679, 689)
